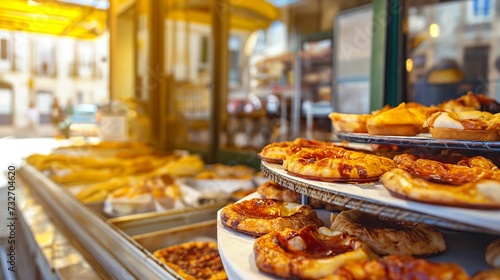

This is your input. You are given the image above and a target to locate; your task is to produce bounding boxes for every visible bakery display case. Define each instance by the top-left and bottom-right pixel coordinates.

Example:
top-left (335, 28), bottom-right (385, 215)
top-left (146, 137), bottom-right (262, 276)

top-left (13, 141), bottom-right (262, 279)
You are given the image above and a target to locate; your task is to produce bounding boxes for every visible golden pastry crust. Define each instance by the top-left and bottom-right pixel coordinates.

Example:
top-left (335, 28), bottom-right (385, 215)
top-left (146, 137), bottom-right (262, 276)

top-left (253, 225), bottom-right (376, 279)
top-left (367, 102), bottom-right (440, 136)
top-left (486, 239), bottom-right (500, 268)
top-left (424, 110), bottom-right (500, 141)
top-left (219, 198), bottom-right (323, 236)
top-left (393, 154), bottom-right (500, 185)
top-left (329, 112), bottom-right (370, 133)
top-left (283, 147), bottom-right (396, 182)
top-left (153, 241), bottom-right (227, 280)
top-left (257, 180), bottom-right (324, 208)
top-left (380, 168), bottom-right (500, 209)
top-left (324, 255), bottom-right (469, 280)
top-left (472, 267), bottom-right (500, 280)
top-left (258, 138), bottom-right (337, 164)
top-left (329, 210), bottom-right (446, 256)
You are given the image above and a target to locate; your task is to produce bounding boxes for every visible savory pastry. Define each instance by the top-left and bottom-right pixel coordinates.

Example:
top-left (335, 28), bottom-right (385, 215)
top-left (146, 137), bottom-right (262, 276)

top-left (258, 138), bottom-right (337, 164)
top-left (439, 92), bottom-right (500, 114)
top-left (257, 180), bottom-right (324, 208)
top-left (486, 239), bottom-right (500, 268)
top-left (472, 267), bottom-right (500, 280)
top-left (258, 141), bottom-right (295, 164)
top-left (423, 110), bottom-right (500, 141)
top-left (329, 210), bottom-right (446, 256)
top-left (153, 241), bottom-right (227, 280)
top-left (324, 255), bottom-right (469, 280)
top-left (219, 198), bottom-right (323, 236)
top-left (393, 154), bottom-right (500, 185)
top-left (253, 225), bottom-right (377, 279)
top-left (380, 168), bottom-right (500, 209)
top-left (283, 147), bottom-right (396, 182)
top-left (328, 112), bottom-right (370, 133)
top-left (366, 102), bottom-right (440, 136)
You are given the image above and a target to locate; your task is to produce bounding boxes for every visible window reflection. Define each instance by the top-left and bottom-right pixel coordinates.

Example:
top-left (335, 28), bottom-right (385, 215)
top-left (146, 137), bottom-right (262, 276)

top-left (405, 0), bottom-right (500, 106)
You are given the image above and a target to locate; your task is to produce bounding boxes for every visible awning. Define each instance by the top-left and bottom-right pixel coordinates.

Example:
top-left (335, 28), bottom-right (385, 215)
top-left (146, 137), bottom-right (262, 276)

top-left (0, 0), bottom-right (107, 39)
top-left (166, 0), bottom-right (280, 31)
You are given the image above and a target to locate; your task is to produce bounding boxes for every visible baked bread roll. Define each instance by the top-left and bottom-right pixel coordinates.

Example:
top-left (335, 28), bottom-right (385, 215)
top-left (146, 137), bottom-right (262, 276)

top-left (329, 210), bottom-right (446, 256)
top-left (424, 110), bottom-right (500, 141)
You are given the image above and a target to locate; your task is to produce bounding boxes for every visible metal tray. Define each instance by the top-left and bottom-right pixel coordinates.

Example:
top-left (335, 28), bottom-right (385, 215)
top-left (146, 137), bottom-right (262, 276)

top-left (335, 132), bottom-right (500, 152)
top-left (261, 161), bottom-right (500, 234)
top-left (133, 220), bottom-right (217, 253)
top-left (109, 202), bottom-right (224, 236)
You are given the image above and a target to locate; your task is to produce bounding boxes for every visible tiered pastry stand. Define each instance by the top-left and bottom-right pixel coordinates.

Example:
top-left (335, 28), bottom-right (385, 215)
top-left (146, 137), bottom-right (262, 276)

top-left (217, 133), bottom-right (500, 279)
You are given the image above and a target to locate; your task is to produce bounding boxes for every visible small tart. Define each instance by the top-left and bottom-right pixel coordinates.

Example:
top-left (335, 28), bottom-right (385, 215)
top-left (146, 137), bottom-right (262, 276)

top-left (393, 154), bottom-right (500, 185)
top-left (424, 111), bottom-right (500, 141)
top-left (219, 198), bottom-right (323, 236)
top-left (283, 147), bottom-right (396, 182)
top-left (253, 225), bottom-right (376, 279)
top-left (330, 210), bottom-right (446, 256)
top-left (153, 241), bottom-right (227, 280)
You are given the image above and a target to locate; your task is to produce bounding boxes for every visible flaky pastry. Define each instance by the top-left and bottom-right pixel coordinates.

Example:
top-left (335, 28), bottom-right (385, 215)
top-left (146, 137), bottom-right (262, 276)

top-left (393, 154), bottom-right (500, 185)
top-left (283, 147), bottom-right (396, 182)
top-left (324, 255), bottom-right (469, 280)
top-left (258, 138), bottom-right (337, 164)
top-left (219, 198), bottom-right (323, 236)
top-left (253, 225), bottom-right (377, 279)
top-left (330, 210), bottom-right (446, 256)
top-left (380, 168), bottom-right (500, 209)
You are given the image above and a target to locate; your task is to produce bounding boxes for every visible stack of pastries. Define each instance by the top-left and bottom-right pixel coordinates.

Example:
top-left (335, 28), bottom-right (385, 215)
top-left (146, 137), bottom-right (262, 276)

top-left (219, 177), bottom-right (500, 279)
top-left (329, 92), bottom-right (500, 141)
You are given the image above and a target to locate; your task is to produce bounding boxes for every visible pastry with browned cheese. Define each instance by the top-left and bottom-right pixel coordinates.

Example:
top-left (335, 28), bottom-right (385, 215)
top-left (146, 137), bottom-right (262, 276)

top-left (283, 147), bottom-right (396, 182)
top-left (393, 154), bottom-right (500, 185)
top-left (253, 225), bottom-right (377, 279)
top-left (220, 198), bottom-right (323, 237)
top-left (380, 168), bottom-right (500, 209)
top-left (153, 241), bottom-right (227, 280)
